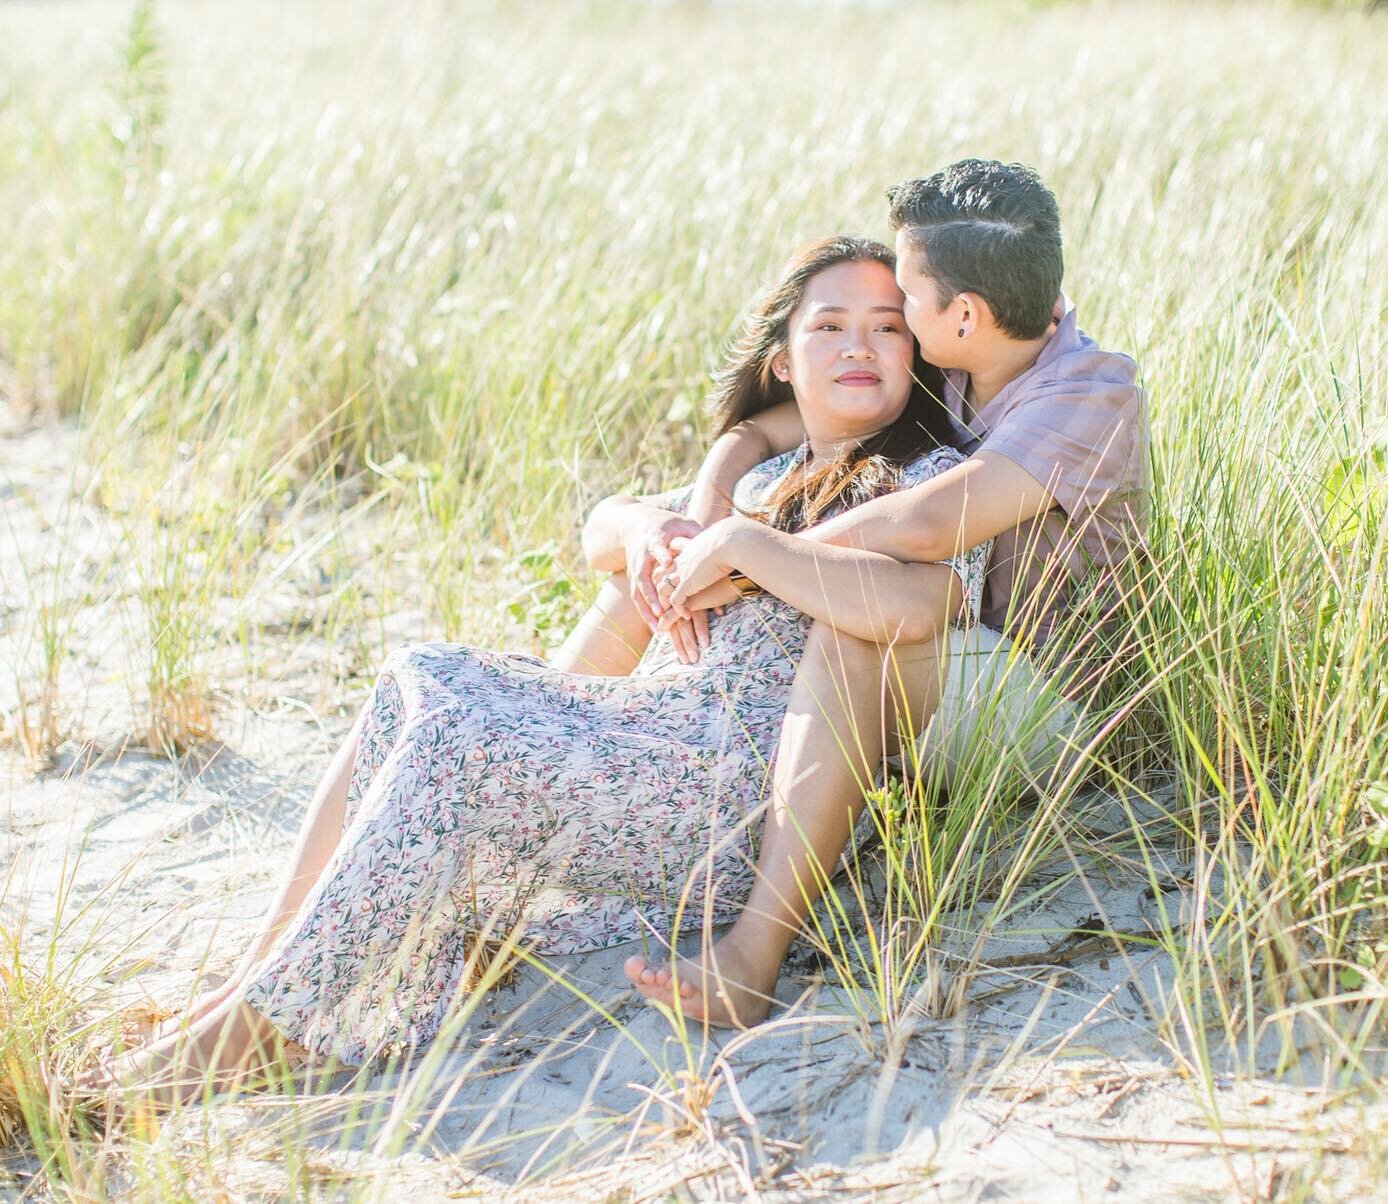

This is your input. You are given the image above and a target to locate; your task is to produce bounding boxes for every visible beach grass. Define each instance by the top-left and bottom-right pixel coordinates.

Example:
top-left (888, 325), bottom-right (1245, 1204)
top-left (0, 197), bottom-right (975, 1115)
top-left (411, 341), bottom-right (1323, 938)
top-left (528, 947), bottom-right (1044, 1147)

top-left (1, 0), bottom-right (1385, 1196)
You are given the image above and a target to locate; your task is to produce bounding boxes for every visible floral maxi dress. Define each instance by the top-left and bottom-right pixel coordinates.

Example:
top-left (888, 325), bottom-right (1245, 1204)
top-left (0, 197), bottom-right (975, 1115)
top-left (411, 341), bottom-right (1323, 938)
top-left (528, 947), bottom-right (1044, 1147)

top-left (240, 442), bottom-right (989, 1065)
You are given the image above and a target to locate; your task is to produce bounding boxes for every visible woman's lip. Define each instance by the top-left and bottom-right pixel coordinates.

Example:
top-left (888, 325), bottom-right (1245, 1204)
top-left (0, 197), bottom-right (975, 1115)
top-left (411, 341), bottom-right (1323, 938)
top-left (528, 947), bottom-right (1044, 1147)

top-left (836, 373), bottom-right (881, 385)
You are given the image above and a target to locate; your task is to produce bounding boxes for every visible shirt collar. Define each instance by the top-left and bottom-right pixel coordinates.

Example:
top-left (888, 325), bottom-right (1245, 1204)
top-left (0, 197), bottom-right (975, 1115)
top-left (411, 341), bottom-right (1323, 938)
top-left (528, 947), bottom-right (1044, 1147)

top-left (944, 291), bottom-right (1080, 434)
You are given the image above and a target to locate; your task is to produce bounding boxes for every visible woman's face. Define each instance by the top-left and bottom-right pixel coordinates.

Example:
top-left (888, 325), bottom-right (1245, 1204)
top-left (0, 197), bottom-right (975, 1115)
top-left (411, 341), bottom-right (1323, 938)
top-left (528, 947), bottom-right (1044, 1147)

top-left (774, 259), bottom-right (915, 446)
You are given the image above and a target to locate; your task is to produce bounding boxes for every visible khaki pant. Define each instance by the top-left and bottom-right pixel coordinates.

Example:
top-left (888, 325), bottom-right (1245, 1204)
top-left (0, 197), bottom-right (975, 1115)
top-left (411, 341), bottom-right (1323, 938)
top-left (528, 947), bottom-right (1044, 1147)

top-left (882, 624), bottom-right (1095, 799)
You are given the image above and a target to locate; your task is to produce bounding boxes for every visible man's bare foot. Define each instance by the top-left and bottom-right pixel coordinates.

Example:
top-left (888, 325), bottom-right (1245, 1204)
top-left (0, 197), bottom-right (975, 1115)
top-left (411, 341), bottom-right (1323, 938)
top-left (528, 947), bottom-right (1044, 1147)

top-left (623, 938), bottom-right (778, 1028)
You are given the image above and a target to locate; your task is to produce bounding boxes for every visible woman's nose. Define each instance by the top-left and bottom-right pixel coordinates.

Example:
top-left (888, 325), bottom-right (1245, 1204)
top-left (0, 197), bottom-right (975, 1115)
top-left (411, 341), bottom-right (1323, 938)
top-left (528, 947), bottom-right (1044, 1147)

top-left (843, 328), bottom-right (874, 358)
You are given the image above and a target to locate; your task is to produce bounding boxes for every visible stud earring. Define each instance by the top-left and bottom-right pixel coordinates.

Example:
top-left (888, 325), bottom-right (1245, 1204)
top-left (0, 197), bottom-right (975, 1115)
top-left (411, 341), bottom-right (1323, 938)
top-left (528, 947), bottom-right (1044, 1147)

top-left (957, 327), bottom-right (966, 338)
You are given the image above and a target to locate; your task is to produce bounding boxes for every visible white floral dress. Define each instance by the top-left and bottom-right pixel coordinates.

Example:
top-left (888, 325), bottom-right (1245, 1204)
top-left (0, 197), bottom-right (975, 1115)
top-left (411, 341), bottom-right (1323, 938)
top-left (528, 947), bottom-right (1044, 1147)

top-left (240, 441), bottom-right (990, 1065)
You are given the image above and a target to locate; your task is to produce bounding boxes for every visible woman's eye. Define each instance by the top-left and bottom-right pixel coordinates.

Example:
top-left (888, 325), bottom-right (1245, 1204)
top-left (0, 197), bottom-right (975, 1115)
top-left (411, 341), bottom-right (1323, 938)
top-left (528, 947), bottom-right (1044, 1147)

top-left (817, 323), bottom-right (841, 331)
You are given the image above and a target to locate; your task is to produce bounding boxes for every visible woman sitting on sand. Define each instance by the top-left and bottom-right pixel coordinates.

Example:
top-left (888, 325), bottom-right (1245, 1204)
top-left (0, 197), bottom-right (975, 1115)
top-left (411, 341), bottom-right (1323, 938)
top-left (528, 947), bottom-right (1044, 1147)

top-left (76, 235), bottom-right (991, 1107)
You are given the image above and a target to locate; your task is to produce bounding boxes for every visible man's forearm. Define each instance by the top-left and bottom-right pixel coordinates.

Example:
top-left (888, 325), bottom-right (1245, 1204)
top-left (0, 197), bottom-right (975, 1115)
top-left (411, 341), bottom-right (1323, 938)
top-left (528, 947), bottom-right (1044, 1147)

top-left (724, 521), bottom-right (959, 645)
top-left (804, 450), bottom-right (1055, 563)
top-left (799, 488), bottom-right (948, 562)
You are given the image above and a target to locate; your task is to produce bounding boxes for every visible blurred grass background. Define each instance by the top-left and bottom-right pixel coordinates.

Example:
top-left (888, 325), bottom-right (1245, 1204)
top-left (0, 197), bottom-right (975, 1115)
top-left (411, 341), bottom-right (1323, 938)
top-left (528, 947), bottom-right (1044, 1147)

top-left (0, 0), bottom-right (1384, 1181)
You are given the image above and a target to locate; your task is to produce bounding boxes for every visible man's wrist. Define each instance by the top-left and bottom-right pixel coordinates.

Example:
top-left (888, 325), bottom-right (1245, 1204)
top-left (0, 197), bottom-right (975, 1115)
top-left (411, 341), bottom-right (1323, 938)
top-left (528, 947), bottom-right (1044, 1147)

top-left (717, 516), bottom-right (763, 575)
top-left (726, 567), bottom-right (762, 596)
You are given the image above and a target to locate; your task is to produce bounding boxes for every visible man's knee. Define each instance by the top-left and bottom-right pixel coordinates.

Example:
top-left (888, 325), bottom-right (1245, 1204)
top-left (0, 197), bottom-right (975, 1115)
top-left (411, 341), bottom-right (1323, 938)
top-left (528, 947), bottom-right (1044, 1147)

top-left (802, 616), bottom-right (882, 669)
top-left (803, 616), bottom-right (944, 672)
top-left (802, 619), bottom-right (947, 746)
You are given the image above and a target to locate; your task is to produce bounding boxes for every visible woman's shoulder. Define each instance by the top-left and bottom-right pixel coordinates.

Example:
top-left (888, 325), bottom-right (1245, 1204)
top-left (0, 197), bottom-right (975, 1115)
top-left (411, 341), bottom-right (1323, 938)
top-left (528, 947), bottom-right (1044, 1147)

top-left (898, 442), bottom-right (968, 485)
top-left (732, 443), bottom-right (809, 508)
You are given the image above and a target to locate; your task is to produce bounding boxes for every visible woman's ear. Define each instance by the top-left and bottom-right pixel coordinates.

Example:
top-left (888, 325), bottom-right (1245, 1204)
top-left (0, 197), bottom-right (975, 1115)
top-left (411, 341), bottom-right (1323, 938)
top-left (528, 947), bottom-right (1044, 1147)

top-left (771, 350), bottom-right (790, 382)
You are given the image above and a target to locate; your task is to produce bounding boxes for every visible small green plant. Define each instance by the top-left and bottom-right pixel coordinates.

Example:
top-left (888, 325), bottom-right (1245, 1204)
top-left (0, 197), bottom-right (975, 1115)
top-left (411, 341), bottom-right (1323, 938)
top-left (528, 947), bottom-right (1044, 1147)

top-left (506, 545), bottom-right (581, 655)
top-left (116, 463), bottom-right (224, 756)
top-left (0, 449), bottom-right (110, 773)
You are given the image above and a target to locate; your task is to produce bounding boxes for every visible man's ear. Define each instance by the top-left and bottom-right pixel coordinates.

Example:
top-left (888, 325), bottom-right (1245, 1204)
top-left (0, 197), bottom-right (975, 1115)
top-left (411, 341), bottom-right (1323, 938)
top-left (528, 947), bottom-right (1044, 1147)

top-left (956, 291), bottom-right (996, 339)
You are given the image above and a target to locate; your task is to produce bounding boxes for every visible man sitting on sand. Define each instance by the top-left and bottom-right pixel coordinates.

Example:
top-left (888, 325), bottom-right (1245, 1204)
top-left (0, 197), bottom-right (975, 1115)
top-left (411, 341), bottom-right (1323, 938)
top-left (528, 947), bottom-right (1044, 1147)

top-left (616, 157), bottom-right (1148, 1024)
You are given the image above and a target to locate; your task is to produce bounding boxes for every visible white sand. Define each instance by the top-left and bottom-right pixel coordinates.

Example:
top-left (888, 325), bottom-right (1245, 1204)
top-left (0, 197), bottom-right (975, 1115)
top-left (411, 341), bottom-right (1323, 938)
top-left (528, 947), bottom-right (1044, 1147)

top-left (2, 418), bottom-right (1382, 1200)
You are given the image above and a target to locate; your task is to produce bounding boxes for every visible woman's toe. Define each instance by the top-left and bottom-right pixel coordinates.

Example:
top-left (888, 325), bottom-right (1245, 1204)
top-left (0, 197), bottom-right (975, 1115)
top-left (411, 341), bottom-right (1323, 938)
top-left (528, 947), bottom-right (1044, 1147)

top-left (73, 1065), bottom-right (111, 1090)
top-left (68, 1067), bottom-right (118, 1103)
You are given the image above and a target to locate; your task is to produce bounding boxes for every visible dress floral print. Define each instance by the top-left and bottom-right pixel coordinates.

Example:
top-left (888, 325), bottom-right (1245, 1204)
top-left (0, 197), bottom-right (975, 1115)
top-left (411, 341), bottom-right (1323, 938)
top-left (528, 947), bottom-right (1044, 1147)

top-left (240, 441), bottom-right (991, 1066)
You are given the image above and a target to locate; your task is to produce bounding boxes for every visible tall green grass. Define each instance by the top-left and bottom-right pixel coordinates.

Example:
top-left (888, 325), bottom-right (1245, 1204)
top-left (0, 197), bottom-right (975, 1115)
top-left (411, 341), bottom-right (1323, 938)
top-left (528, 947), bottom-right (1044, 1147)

top-left (1, 0), bottom-right (1384, 1194)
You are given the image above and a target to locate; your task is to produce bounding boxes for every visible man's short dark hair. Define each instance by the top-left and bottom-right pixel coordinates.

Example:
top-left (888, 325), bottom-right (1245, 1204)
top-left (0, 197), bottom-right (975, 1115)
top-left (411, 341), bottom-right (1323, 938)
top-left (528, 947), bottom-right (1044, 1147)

top-left (887, 159), bottom-right (1063, 340)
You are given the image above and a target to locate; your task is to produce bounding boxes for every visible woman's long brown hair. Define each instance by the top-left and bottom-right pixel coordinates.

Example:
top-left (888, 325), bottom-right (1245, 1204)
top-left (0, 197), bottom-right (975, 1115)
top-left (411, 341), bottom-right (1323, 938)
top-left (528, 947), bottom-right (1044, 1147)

top-left (709, 235), bottom-right (956, 533)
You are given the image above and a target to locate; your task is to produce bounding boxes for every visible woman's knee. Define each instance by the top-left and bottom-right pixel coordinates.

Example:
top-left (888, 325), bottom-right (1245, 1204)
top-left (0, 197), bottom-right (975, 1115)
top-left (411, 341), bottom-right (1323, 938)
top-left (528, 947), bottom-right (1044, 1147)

top-left (381, 642), bottom-right (424, 677)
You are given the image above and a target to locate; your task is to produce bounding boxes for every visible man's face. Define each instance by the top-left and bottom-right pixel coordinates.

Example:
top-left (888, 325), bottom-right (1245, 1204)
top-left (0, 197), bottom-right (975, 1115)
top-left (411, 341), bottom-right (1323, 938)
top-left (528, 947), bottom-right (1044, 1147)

top-left (893, 229), bottom-right (959, 368)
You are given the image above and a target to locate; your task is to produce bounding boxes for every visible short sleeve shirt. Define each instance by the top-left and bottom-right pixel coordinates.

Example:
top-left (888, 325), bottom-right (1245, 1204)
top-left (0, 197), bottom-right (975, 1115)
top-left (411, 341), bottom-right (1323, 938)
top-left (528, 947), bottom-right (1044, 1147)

top-left (940, 296), bottom-right (1149, 690)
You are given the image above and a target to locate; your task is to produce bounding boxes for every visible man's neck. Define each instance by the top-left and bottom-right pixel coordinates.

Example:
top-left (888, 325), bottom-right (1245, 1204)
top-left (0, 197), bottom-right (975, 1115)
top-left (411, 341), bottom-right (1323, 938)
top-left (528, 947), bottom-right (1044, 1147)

top-left (963, 330), bottom-right (1053, 410)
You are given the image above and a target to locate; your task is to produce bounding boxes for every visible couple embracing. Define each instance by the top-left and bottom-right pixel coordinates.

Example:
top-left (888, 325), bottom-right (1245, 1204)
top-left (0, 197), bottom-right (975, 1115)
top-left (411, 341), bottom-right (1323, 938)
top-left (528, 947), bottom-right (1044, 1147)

top-left (77, 157), bottom-right (1147, 1108)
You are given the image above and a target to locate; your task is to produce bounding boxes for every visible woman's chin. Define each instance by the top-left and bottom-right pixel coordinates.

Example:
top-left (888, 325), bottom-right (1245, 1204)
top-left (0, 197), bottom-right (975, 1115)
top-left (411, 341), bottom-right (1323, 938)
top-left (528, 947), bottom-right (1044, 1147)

top-left (806, 405), bottom-right (905, 443)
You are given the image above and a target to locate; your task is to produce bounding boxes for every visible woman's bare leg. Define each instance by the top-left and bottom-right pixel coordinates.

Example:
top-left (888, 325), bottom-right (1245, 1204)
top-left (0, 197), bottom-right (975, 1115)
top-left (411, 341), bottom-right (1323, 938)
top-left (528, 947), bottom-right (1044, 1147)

top-left (235, 705), bottom-right (369, 969)
top-left (625, 617), bottom-right (949, 1025)
top-left (151, 706), bottom-right (369, 1036)
top-left (548, 573), bottom-right (653, 675)
top-left (75, 706), bottom-right (371, 1097)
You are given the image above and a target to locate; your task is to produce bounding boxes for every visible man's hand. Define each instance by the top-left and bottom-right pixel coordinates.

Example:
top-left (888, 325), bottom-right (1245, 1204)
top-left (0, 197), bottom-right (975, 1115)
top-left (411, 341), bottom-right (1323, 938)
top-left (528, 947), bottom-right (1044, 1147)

top-left (663, 519), bottom-right (754, 619)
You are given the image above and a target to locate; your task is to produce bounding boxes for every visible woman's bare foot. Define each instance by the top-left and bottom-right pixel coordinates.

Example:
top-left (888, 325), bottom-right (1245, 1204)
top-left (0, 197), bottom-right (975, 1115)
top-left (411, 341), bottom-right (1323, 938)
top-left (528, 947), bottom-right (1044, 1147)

top-left (73, 992), bottom-right (292, 1113)
top-left (147, 972), bottom-right (238, 1044)
top-left (623, 937), bottom-right (778, 1028)
top-left (84, 972), bottom-right (243, 1071)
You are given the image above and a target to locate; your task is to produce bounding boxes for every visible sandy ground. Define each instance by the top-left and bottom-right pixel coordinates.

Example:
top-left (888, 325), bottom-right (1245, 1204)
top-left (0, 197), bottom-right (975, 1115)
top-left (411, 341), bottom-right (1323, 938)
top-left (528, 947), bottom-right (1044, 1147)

top-left (2, 417), bottom-right (1383, 1201)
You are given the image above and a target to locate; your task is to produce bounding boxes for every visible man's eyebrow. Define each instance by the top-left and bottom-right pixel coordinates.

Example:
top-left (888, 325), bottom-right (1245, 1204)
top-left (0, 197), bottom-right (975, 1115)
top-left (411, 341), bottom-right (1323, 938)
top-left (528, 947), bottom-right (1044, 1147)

top-left (808, 304), bottom-right (906, 314)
